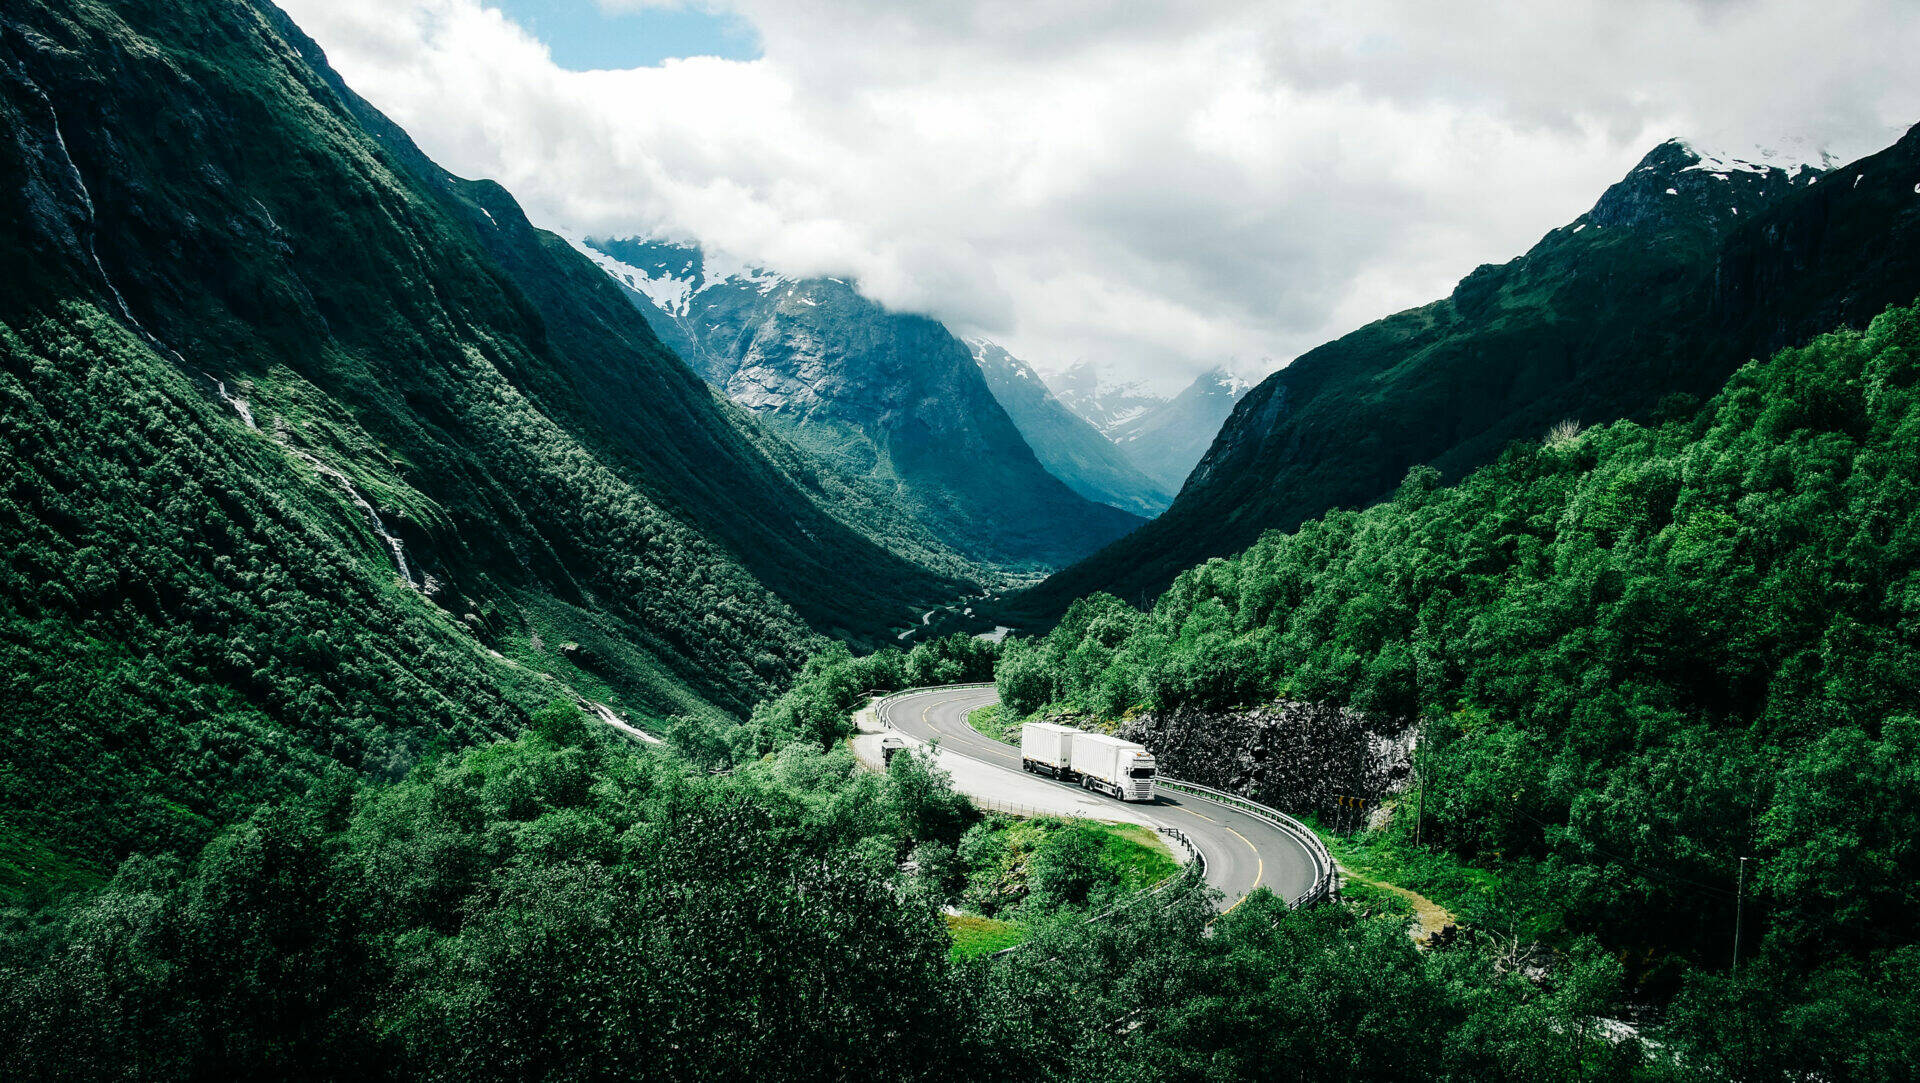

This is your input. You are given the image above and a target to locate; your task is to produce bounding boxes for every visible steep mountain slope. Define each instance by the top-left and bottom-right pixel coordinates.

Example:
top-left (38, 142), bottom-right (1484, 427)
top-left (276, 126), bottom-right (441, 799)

top-left (0, 0), bottom-right (959, 897)
top-left (1005, 131), bottom-right (1920, 624)
top-left (1106, 366), bottom-right (1249, 493)
top-left (578, 237), bottom-right (1145, 575)
top-left (968, 339), bottom-right (1170, 516)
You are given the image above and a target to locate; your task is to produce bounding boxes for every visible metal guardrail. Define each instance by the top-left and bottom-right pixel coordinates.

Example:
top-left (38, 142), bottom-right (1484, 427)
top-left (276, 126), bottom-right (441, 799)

top-left (868, 687), bottom-right (1212, 956)
top-left (871, 683), bottom-right (995, 732)
top-left (1156, 777), bottom-right (1337, 908)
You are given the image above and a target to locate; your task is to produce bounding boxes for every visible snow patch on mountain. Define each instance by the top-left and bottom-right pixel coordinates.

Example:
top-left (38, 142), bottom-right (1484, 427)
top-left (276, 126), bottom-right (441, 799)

top-left (564, 234), bottom-right (785, 317)
top-left (1674, 137), bottom-right (1838, 180)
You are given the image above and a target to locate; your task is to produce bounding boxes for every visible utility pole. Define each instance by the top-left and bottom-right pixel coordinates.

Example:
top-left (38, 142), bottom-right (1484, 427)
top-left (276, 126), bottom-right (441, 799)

top-left (1414, 778), bottom-right (1425, 848)
top-left (1732, 856), bottom-right (1748, 974)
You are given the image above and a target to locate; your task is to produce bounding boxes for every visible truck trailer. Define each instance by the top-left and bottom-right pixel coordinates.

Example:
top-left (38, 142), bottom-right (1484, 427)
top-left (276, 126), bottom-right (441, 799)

top-left (1019, 721), bottom-right (1079, 779)
top-left (1069, 733), bottom-right (1158, 802)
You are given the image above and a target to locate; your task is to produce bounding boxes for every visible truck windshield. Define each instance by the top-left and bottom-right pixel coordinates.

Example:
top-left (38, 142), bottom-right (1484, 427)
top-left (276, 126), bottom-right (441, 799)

top-left (1129, 767), bottom-right (1156, 779)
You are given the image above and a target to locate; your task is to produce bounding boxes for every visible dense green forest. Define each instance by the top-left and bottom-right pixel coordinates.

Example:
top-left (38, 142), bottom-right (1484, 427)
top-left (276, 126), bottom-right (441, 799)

top-left (999, 300), bottom-right (1920, 1063)
top-left (5, 0), bottom-right (1918, 1078)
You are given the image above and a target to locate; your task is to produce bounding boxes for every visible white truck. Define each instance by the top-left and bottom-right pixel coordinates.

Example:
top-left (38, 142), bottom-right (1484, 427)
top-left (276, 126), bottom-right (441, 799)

top-left (1019, 721), bottom-right (1079, 779)
top-left (1070, 732), bottom-right (1159, 802)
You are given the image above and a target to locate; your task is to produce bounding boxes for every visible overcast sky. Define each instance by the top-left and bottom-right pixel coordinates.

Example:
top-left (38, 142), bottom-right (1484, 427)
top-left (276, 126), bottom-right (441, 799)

top-left (278, 0), bottom-right (1920, 392)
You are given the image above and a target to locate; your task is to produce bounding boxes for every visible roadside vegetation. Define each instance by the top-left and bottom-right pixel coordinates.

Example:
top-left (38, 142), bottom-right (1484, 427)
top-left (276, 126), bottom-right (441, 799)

top-left (943, 913), bottom-right (1024, 959)
top-left (936, 816), bottom-right (1179, 959)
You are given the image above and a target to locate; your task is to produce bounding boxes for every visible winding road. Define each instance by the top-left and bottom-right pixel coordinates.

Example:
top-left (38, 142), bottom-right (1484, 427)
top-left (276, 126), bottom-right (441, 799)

top-left (876, 685), bottom-right (1324, 912)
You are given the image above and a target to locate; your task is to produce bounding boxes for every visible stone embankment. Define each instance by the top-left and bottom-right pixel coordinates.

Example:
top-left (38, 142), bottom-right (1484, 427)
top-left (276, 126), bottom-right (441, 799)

top-left (1121, 699), bottom-right (1415, 815)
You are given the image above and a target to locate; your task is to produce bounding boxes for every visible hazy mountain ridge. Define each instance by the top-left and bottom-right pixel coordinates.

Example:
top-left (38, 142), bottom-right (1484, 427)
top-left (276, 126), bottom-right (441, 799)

top-left (967, 339), bottom-right (1171, 516)
top-left (1049, 362), bottom-right (1167, 436)
top-left (1111, 366), bottom-right (1250, 494)
top-left (1048, 362), bottom-right (1249, 495)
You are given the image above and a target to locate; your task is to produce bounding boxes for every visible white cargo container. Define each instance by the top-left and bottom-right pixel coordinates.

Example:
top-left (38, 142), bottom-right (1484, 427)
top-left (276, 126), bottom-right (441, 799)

top-left (1020, 722), bottom-right (1079, 779)
top-left (1070, 733), bottom-right (1158, 802)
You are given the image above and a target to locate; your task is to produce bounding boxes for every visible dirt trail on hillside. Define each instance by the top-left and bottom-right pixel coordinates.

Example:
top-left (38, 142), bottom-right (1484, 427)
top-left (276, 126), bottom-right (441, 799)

top-left (1342, 868), bottom-right (1455, 944)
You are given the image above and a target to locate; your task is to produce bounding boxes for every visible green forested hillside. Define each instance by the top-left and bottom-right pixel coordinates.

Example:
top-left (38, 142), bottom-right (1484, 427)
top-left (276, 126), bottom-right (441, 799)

top-left (1003, 301), bottom-right (1920, 1034)
top-left (1008, 129), bottom-right (1920, 625)
top-left (0, 0), bottom-right (960, 900)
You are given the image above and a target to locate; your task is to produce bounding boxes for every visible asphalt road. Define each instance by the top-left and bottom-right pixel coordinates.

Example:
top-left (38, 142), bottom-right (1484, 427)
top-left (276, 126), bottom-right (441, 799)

top-left (879, 685), bottom-right (1321, 911)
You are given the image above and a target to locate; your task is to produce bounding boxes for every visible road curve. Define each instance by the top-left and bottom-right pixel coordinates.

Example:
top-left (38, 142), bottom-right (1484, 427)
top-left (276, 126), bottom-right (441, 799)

top-left (880, 685), bottom-right (1322, 911)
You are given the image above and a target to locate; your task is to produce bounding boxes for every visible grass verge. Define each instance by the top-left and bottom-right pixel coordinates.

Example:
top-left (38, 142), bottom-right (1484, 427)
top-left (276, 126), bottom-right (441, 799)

top-left (1089, 821), bottom-right (1182, 892)
top-left (945, 913), bottom-right (1025, 959)
top-left (966, 702), bottom-right (1016, 744)
top-left (1307, 808), bottom-right (1561, 943)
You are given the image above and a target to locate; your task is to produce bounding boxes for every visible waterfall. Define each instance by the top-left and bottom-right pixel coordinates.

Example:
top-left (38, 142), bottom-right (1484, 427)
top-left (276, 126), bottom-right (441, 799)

top-left (212, 379), bottom-right (257, 429)
top-left (40, 90), bottom-right (436, 598)
top-left (285, 446), bottom-right (424, 592)
top-left (583, 699), bottom-right (663, 744)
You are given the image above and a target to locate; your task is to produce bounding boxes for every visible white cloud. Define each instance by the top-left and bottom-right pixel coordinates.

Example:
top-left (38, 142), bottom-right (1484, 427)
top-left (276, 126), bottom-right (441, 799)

top-left (276, 0), bottom-right (1920, 391)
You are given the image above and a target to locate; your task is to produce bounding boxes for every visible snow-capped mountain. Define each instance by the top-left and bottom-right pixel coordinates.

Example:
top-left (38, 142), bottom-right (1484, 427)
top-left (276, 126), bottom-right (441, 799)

top-left (1585, 137), bottom-right (1826, 233)
top-left (573, 237), bottom-right (1143, 574)
top-left (1049, 362), bottom-right (1168, 439)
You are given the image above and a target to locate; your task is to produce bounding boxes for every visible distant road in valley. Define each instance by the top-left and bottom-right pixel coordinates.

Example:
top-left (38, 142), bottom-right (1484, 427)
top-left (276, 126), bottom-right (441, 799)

top-left (872, 686), bottom-right (1323, 910)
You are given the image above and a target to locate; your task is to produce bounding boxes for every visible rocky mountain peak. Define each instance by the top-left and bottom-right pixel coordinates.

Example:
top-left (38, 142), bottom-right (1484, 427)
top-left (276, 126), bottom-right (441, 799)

top-left (1587, 137), bottom-right (1827, 231)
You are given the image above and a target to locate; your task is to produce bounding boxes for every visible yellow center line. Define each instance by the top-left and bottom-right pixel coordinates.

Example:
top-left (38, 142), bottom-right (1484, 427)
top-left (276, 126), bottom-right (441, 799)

top-left (1218, 824), bottom-right (1265, 916)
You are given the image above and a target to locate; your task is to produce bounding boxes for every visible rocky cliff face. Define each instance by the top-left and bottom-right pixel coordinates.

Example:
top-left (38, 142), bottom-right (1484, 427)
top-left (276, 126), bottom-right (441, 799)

top-left (1122, 700), bottom-right (1412, 814)
top-left (579, 237), bottom-right (1145, 575)
top-left (1004, 129), bottom-right (1920, 628)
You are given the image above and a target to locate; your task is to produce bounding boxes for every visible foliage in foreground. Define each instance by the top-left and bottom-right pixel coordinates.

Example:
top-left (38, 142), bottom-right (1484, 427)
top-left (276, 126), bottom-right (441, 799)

top-left (3, 701), bottom-right (1680, 1083)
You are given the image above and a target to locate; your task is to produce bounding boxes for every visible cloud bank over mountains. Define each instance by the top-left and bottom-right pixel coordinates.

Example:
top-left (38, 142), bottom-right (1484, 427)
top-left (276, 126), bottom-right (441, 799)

top-left (281, 0), bottom-right (1920, 388)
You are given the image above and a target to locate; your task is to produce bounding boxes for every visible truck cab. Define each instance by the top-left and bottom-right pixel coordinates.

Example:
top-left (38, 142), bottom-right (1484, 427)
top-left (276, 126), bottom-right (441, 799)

top-left (1118, 750), bottom-right (1158, 802)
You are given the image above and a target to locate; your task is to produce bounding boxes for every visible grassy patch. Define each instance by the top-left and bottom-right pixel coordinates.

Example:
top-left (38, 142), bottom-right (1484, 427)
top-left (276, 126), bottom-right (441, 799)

top-left (966, 703), bottom-right (1016, 744)
top-left (955, 815), bottom-right (1181, 921)
top-left (0, 821), bottom-right (106, 909)
top-left (944, 912), bottom-right (1025, 959)
top-left (1085, 821), bottom-right (1182, 892)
